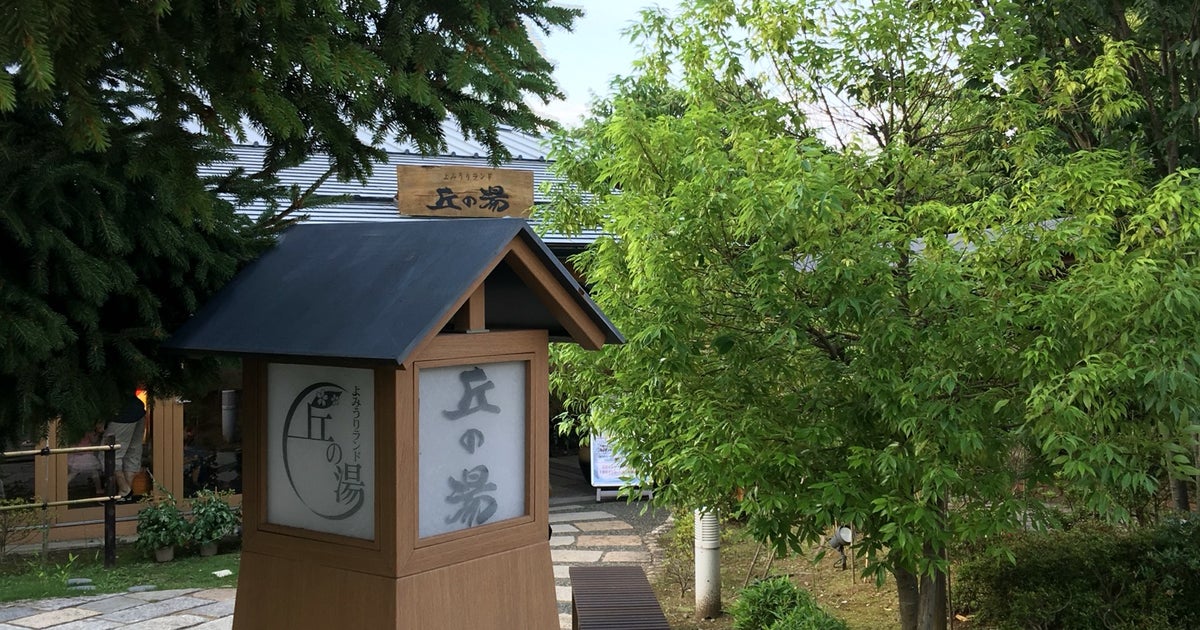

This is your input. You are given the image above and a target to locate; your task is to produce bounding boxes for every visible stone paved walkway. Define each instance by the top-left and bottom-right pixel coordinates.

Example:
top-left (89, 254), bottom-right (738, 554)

top-left (0, 502), bottom-right (665, 630)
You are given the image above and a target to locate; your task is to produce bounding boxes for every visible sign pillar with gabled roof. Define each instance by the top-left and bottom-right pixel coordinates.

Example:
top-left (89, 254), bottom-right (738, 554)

top-left (165, 219), bottom-right (621, 629)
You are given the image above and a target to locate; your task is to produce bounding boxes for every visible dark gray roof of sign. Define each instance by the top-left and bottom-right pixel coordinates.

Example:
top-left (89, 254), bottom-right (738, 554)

top-left (163, 219), bottom-right (622, 362)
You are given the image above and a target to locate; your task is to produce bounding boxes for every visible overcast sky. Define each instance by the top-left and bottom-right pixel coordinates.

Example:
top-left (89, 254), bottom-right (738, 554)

top-left (532, 2), bottom-right (682, 126)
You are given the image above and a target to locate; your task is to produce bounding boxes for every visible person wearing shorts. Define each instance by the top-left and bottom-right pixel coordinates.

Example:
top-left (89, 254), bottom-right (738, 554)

top-left (103, 394), bottom-right (147, 499)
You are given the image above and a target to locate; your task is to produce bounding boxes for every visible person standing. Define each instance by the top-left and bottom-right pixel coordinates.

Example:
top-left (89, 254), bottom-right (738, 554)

top-left (66, 422), bottom-right (106, 495)
top-left (103, 393), bottom-right (147, 500)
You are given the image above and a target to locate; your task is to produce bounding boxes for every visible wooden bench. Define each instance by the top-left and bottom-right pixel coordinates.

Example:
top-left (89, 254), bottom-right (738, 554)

top-left (569, 565), bottom-right (670, 629)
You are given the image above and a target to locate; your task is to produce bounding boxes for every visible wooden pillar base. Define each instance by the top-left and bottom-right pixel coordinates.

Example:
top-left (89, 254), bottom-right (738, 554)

top-left (232, 542), bottom-right (557, 630)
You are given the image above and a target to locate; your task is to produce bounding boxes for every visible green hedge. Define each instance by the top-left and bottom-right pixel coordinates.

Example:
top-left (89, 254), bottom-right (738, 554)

top-left (955, 517), bottom-right (1200, 629)
top-left (731, 576), bottom-right (848, 630)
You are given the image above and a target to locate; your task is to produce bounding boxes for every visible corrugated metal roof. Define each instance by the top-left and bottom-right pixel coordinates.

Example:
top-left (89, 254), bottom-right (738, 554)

top-left (201, 124), bottom-right (601, 247)
top-left (378, 124), bottom-right (554, 161)
top-left (163, 219), bottom-right (622, 362)
top-left (204, 144), bottom-right (558, 203)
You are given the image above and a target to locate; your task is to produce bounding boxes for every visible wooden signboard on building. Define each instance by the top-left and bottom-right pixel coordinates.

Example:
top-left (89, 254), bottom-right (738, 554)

top-left (397, 165), bottom-right (534, 218)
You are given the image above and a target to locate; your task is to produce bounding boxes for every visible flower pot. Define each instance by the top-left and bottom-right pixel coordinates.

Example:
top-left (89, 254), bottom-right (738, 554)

top-left (200, 541), bottom-right (218, 557)
top-left (154, 546), bottom-right (174, 562)
top-left (132, 469), bottom-right (152, 495)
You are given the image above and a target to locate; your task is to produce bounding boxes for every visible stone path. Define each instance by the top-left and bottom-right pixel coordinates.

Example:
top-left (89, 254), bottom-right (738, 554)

top-left (548, 504), bottom-right (660, 629)
top-left (0, 588), bottom-right (234, 630)
top-left (0, 503), bottom-right (663, 630)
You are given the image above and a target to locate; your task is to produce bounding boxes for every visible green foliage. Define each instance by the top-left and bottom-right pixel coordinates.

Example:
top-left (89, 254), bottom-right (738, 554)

top-left (731, 576), bottom-right (846, 630)
top-left (0, 0), bottom-right (578, 164)
top-left (542, 2), bottom-right (1200, 625)
top-left (0, 0), bottom-right (580, 442)
top-left (955, 517), bottom-right (1200, 629)
top-left (0, 500), bottom-right (44, 560)
top-left (731, 576), bottom-right (804, 630)
top-left (982, 0), bottom-right (1200, 177)
top-left (135, 492), bottom-right (188, 555)
top-left (27, 552), bottom-right (78, 586)
top-left (657, 507), bottom-right (696, 598)
top-left (187, 489), bottom-right (240, 546)
top-left (770, 604), bottom-right (850, 630)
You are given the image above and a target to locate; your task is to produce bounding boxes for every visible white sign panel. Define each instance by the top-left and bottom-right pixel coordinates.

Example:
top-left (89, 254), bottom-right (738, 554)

top-left (590, 431), bottom-right (642, 488)
top-left (418, 361), bottom-right (526, 538)
top-left (266, 363), bottom-right (375, 540)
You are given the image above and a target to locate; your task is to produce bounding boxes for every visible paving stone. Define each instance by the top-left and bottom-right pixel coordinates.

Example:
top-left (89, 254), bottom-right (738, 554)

top-left (67, 585), bottom-right (97, 592)
top-left (65, 579), bottom-right (93, 586)
top-left (27, 597), bottom-right (89, 611)
top-left (97, 597), bottom-right (212, 624)
top-left (601, 550), bottom-right (651, 563)
top-left (573, 520), bottom-right (633, 532)
top-left (0, 607), bottom-right (39, 623)
top-left (575, 534), bottom-right (643, 547)
top-left (183, 600), bottom-right (235, 618)
top-left (547, 510), bottom-right (614, 523)
top-left (126, 586), bottom-right (157, 594)
top-left (555, 585), bottom-right (572, 603)
top-left (121, 614), bottom-right (209, 630)
top-left (549, 523), bottom-right (578, 534)
top-left (127, 589), bottom-right (197, 602)
top-left (45, 619), bottom-right (120, 630)
top-left (548, 535), bottom-right (574, 547)
top-left (7, 607), bottom-right (98, 629)
top-left (190, 618), bottom-right (233, 630)
top-left (0, 624), bottom-right (27, 630)
top-left (78, 596), bottom-right (145, 614)
top-left (190, 589), bottom-right (236, 603)
top-left (550, 549), bottom-right (603, 563)
top-left (558, 613), bottom-right (572, 630)
top-left (553, 565), bottom-right (571, 579)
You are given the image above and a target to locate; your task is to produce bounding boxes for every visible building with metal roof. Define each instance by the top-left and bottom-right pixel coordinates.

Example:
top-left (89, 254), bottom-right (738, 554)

top-left (200, 124), bottom-right (603, 254)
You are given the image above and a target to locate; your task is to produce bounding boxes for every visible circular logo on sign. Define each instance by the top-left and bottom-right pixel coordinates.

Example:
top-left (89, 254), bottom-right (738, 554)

top-left (282, 382), bottom-right (365, 520)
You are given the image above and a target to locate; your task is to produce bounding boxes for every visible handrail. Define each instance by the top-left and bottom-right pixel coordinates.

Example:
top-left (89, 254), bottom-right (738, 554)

top-left (0, 495), bottom-right (125, 512)
top-left (0, 438), bottom-right (122, 567)
top-left (2, 443), bottom-right (121, 458)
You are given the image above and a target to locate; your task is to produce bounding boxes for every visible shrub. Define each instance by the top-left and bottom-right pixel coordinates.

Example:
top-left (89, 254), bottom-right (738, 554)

top-left (134, 492), bottom-right (188, 556)
top-left (955, 517), bottom-right (1200, 630)
top-left (0, 499), bottom-right (44, 560)
top-left (769, 593), bottom-right (849, 630)
top-left (188, 489), bottom-right (240, 546)
top-left (732, 576), bottom-right (802, 629)
top-left (731, 575), bottom-right (847, 630)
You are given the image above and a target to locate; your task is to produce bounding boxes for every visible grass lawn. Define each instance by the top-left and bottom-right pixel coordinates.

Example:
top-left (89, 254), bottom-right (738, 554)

top-left (0, 543), bottom-right (240, 603)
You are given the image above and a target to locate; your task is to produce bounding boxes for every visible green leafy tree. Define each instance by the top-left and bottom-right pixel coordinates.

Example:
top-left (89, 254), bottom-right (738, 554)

top-left (978, 0), bottom-right (1200, 510)
top-left (543, 2), bottom-right (1200, 629)
top-left (0, 0), bottom-right (579, 442)
top-left (981, 0), bottom-right (1200, 178)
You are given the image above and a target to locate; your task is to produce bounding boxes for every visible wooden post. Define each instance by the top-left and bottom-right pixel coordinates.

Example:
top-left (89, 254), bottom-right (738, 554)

top-left (104, 436), bottom-right (117, 568)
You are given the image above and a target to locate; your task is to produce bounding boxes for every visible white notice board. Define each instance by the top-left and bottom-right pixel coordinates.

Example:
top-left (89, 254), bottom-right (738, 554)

top-left (589, 431), bottom-right (643, 488)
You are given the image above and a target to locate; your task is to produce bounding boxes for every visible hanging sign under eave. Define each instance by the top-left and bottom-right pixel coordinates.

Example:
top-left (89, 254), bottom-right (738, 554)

top-left (397, 165), bottom-right (534, 218)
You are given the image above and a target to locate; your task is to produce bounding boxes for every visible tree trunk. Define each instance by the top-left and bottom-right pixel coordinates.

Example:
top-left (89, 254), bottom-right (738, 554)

top-left (1170, 477), bottom-right (1191, 512)
top-left (918, 547), bottom-right (948, 630)
top-left (894, 562), bottom-right (948, 630)
top-left (896, 566), bottom-right (920, 630)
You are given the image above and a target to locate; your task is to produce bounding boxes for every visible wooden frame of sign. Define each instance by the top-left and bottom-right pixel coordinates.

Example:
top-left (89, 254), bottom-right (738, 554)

top-left (233, 331), bottom-right (554, 630)
top-left (397, 165), bottom-right (534, 218)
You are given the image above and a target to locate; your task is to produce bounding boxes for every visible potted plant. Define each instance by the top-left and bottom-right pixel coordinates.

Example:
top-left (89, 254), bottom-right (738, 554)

top-left (135, 491), bottom-right (187, 562)
top-left (188, 489), bottom-right (240, 556)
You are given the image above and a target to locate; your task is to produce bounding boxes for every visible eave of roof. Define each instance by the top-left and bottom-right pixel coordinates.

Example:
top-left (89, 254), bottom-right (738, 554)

top-left (164, 219), bottom-right (622, 363)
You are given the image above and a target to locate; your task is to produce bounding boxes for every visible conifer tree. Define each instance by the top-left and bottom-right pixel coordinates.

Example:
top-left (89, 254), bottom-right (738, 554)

top-left (0, 0), bottom-right (579, 442)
